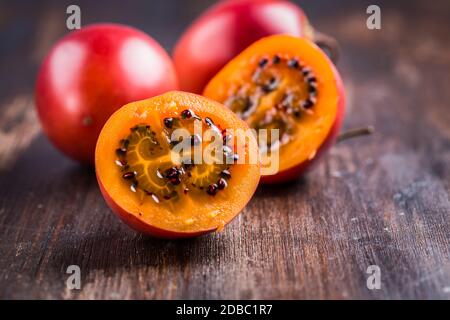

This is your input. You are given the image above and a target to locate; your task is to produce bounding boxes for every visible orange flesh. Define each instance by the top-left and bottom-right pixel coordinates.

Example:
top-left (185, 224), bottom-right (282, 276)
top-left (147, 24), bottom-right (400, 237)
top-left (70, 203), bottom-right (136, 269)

top-left (96, 91), bottom-right (260, 235)
top-left (203, 35), bottom-right (341, 174)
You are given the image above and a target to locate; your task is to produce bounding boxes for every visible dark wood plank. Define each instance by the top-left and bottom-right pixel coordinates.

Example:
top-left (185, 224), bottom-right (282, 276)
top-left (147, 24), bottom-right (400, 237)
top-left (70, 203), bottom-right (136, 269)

top-left (0, 0), bottom-right (449, 299)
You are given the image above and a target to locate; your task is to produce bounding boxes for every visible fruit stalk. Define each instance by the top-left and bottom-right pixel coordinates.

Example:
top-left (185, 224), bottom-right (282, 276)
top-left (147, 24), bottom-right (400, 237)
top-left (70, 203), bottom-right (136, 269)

top-left (337, 126), bottom-right (375, 143)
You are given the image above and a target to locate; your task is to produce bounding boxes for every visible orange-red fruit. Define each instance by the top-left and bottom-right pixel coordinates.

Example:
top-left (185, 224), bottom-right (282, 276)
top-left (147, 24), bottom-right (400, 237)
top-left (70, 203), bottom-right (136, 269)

top-left (203, 35), bottom-right (345, 183)
top-left (96, 91), bottom-right (260, 238)
top-left (36, 23), bottom-right (178, 164)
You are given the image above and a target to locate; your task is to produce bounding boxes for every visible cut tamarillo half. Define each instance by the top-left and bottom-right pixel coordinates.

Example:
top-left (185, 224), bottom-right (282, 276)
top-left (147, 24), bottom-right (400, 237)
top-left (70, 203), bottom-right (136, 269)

top-left (203, 35), bottom-right (345, 184)
top-left (95, 91), bottom-right (260, 238)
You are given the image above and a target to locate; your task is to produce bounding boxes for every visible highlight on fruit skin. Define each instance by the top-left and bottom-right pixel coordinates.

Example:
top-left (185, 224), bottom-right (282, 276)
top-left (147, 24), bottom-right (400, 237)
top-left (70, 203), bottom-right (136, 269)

top-left (203, 35), bottom-right (345, 184)
top-left (95, 91), bottom-right (260, 238)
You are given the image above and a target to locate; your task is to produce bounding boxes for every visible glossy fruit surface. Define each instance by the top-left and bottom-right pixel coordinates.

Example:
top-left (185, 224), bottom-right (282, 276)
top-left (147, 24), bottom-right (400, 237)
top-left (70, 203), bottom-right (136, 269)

top-left (203, 35), bottom-right (345, 183)
top-left (96, 91), bottom-right (260, 238)
top-left (173, 0), bottom-right (312, 93)
top-left (36, 23), bottom-right (178, 164)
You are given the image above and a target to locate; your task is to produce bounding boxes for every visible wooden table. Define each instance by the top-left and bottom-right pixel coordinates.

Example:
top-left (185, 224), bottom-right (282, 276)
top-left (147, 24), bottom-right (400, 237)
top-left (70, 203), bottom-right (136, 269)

top-left (1, 0), bottom-right (449, 299)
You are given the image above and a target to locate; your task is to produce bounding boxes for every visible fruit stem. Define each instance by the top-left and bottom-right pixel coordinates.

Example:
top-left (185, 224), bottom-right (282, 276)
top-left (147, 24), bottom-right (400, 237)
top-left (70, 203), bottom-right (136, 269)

top-left (337, 126), bottom-right (374, 143)
top-left (313, 30), bottom-right (340, 63)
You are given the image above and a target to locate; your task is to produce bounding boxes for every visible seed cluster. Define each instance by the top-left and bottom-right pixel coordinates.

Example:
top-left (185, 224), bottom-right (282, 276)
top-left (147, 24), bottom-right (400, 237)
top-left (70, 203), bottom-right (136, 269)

top-left (164, 166), bottom-right (183, 185)
top-left (262, 56), bottom-right (318, 113)
top-left (225, 54), bottom-right (319, 150)
top-left (163, 110), bottom-right (235, 197)
top-left (115, 110), bottom-right (236, 203)
top-left (115, 125), bottom-right (162, 195)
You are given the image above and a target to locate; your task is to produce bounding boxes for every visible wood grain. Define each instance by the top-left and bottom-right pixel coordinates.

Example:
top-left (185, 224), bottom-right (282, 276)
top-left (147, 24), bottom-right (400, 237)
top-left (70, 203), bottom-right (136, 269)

top-left (0, 0), bottom-right (449, 299)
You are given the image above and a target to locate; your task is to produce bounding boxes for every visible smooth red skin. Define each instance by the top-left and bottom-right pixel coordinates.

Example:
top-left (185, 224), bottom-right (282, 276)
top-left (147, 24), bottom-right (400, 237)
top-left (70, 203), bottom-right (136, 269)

top-left (97, 177), bottom-right (217, 239)
top-left (173, 0), bottom-right (308, 93)
top-left (261, 64), bottom-right (346, 184)
top-left (36, 23), bottom-right (178, 164)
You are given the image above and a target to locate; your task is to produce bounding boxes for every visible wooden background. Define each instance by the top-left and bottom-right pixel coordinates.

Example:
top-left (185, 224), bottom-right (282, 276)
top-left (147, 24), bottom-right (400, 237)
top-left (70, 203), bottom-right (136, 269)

top-left (0, 0), bottom-right (449, 299)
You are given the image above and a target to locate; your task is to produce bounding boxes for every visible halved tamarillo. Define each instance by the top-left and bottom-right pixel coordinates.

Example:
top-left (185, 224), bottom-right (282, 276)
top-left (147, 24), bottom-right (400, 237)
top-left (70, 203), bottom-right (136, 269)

top-left (95, 91), bottom-right (260, 238)
top-left (203, 35), bottom-right (345, 184)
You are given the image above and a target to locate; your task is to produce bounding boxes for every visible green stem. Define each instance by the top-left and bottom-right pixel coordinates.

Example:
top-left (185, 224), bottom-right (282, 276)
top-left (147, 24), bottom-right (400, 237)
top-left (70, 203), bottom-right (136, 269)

top-left (337, 126), bottom-right (374, 143)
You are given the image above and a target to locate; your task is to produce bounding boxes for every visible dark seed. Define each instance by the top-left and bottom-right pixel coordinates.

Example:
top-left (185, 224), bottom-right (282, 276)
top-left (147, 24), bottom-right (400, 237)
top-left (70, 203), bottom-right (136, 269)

top-left (233, 154), bottom-right (239, 161)
top-left (181, 109), bottom-right (192, 119)
top-left (288, 58), bottom-right (300, 69)
top-left (258, 58), bottom-right (268, 68)
top-left (115, 148), bottom-right (126, 157)
top-left (302, 67), bottom-right (311, 76)
top-left (165, 169), bottom-right (177, 178)
top-left (293, 109), bottom-right (302, 118)
top-left (307, 76), bottom-right (317, 83)
top-left (221, 169), bottom-right (231, 179)
top-left (205, 117), bottom-right (214, 126)
top-left (308, 85), bottom-right (317, 95)
top-left (217, 178), bottom-right (227, 190)
top-left (165, 167), bottom-right (180, 179)
top-left (163, 117), bottom-right (174, 128)
top-left (184, 188), bottom-right (189, 194)
top-left (130, 182), bottom-right (138, 192)
top-left (122, 171), bottom-right (136, 179)
top-left (207, 184), bottom-right (219, 196)
top-left (302, 99), bottom-right (314, 109)
top-left (115, 159), bottom-right (127, 167)
top-left (241, 97), bottom-right (257, 119)
top-left (170, 177), bottom-right (181, 185)
top-left (272, 55), bottom-right (281, 64)
top-left (164, 195), bottom-right (171, 200)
